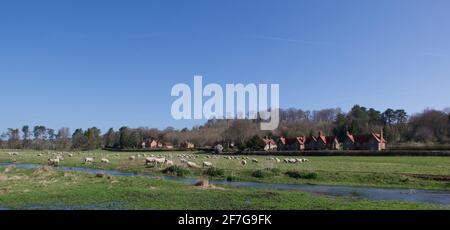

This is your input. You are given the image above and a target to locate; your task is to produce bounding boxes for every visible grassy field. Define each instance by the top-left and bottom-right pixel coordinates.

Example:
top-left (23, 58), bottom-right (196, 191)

top-left (0, 166), bottom-right (444, 210)
top-left (1, 149), bottom-right (450, 191)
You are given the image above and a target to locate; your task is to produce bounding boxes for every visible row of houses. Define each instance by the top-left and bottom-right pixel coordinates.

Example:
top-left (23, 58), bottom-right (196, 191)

top-left (264, 131), bottom-right (386, 151)
top-left (140, 140), bottom-right (195, 150)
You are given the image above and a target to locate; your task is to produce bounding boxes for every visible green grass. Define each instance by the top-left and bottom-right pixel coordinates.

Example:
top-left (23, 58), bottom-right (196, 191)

top-left (0, 166), bottom-right (445, 210)
top-left (1, 149), bottom-right (450, 190)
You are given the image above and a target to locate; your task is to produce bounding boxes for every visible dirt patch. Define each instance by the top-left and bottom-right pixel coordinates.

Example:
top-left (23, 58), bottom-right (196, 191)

top-left (193, 178), bottom-right (226, 190)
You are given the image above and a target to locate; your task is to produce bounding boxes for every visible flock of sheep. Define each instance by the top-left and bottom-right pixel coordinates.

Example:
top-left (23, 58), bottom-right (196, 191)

top-left (4, 151), bottom-right (310, 169)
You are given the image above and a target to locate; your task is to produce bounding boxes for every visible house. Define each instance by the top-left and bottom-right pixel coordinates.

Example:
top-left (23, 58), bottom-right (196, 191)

top-left (148, 140), bottom-right (163, 149)
top-left (344, 131), bottom-right (386, 151)
top-left (181, 141), bottom-right (195, 149)
top-left (297, 136), bottom-right (306, 150)
top-left (263, 137), bottom-right (278, 151)
top-left (278, 136), bottom-right (304, 151)
top-left (316, 132), bottom-right (341, 150)
top-left (305, 136), bottom-right (318, 150)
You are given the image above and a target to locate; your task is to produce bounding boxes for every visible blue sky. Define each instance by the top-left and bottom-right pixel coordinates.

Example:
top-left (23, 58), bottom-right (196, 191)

top-left (1, 0), bottom-right (449, 133)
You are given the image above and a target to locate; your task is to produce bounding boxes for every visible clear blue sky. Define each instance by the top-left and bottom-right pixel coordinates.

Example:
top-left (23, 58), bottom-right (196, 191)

top-left (1, 0), bottom-right (449, 133)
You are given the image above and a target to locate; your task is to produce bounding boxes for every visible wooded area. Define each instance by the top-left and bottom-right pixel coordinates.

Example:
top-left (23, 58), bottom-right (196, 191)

top-left (1, 105), bottom-right (449, 151)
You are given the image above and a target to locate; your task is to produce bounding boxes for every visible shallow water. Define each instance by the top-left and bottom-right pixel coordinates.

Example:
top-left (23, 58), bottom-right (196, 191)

top-left (1, 163), bottom-right (450, 206)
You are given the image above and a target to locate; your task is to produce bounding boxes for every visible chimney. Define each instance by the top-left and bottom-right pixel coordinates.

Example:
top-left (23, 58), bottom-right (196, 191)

top-left (380, 129), bottom-right (384, 141)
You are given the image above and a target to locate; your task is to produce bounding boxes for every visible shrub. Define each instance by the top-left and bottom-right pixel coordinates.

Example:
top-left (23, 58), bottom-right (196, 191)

top-left (162, 165), bottom-right (190, 177)
top-left (266, 168), bottom-right (281, 175)
top-left (204, 167), bottom-right (225, 177)
top-left (226, 176), bottom-right (240, 182)
top-left (251, 169), bottom-right (273, 178)
top-left (285, 171), bottom-right (318, 179)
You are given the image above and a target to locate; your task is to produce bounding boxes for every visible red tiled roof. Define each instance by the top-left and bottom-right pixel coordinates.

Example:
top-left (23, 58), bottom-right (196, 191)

top-left (305, 136), bottom-right (317, 144)
top-left (346, 132), bottom-right (385, 144)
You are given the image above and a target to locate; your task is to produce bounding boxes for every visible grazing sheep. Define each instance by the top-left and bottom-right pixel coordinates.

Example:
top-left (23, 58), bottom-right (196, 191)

top-left (275, 158), bottom-right (281, 163)
top-left (37, 154), bottom-right (42, 157)
top-left (241, 160), bottom-right (247, 166)
top-left (187, 161), bottom-right (199, 168)
top-left (251, 158), bottom-right (259, 163)
top-left (303, 158), bottom-right (310, 162)
top-left (145, 157), bottom-right (166, 167)
top-left (203, 161), bottom-right (213, 168)
top-left (84, 157), bottom-right (95, 164)
top-left (68, 154), bottom-right (73, 157)
top-left (129, 156), bottom-right (136, 160)
top-left (56, 156), bottom-right (64, 161)
top-left (48, 158), bottom-right (60, 166)
top-left (165, 160), bottom-right (174, 166)
top-left (101, 158), bottom-right (110, 164)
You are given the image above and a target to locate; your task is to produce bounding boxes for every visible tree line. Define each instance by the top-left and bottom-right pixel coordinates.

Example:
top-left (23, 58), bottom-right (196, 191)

top-left (1, 105), bottom-right (449, 151)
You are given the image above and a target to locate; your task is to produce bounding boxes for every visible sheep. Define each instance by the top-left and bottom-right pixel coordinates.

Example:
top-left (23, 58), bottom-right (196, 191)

top-left (288, 158), bottom-right (297, 164)
top-left (303, 158), bottom-right (310, 162)
top-left (68, 153), bottom-right (74, 157)
top-left (203, 161), bottom-right (213, 168)
top-left (165, 160), bottom-right (174, 166)
top-left (37, 153), bottom-right (43, 157)
top-left (84, 157), bottom-right (95, 164)
top-left (252, 158), bottom-right (259, 163)
top-left (241, 160), bottom-right (247, 166)
top-left (129, 156), bottom-right (136, 160)
top-left (187, 161), bottom-right (199, 168)
top-left (48, 158), bottom-right (60, 166)
top-left (275, 158), bottom-right (281, 163)
top-left (101, 158), bottom-right (110, 164)
top-left (145, 157), bottom-right (166, 167)
top-left (56, 156), bottom-right (64, 161)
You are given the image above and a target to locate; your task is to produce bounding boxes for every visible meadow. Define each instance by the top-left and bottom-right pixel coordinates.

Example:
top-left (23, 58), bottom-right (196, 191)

top-left (1, 149), bottom-right (450, 190)
top-left (0, 166), bottom-right (444, 210)
top-left (2, 149), bottom-right (450, 210)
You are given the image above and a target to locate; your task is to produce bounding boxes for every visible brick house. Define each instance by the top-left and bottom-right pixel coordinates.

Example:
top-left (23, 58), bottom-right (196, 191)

top-left (343, 131), bottom-right (386, 151)
top-left (263, 137), bottom-right (278, 151)
top-left (180, 141), bottom-right (195, 149)
top-left (278, 136), bottom-right (305, 151)
top-left (305, 136), bottom-right (318, 150)
top-left (316, 132), bottom-right (341, 150)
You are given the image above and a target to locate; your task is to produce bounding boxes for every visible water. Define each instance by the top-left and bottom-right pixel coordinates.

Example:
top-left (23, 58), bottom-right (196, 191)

top-left (2, 163), bottom-right (450, 206)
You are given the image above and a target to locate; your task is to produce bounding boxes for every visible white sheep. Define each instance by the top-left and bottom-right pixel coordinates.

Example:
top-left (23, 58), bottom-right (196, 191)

top-left (241, 160), bottom-right (247, 166)
top-left (101, 158), bottom-right (110, 164)
top-left (84, 157), bottom-right (95, 164)
top-left (129, 156), bottom-right (136, 160)
top-left (187, 161), bottom-right (199, 168)
top-left (252, 158), bottom-right (259, 163)
top-left (288, 158), bottom-right (297, 164)
top-left (203, 161), bottom-right (213, 168)
top-left (165, 160), bottom-right (174, 166)
top-left (48, 158), bottom-right (60, 166)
